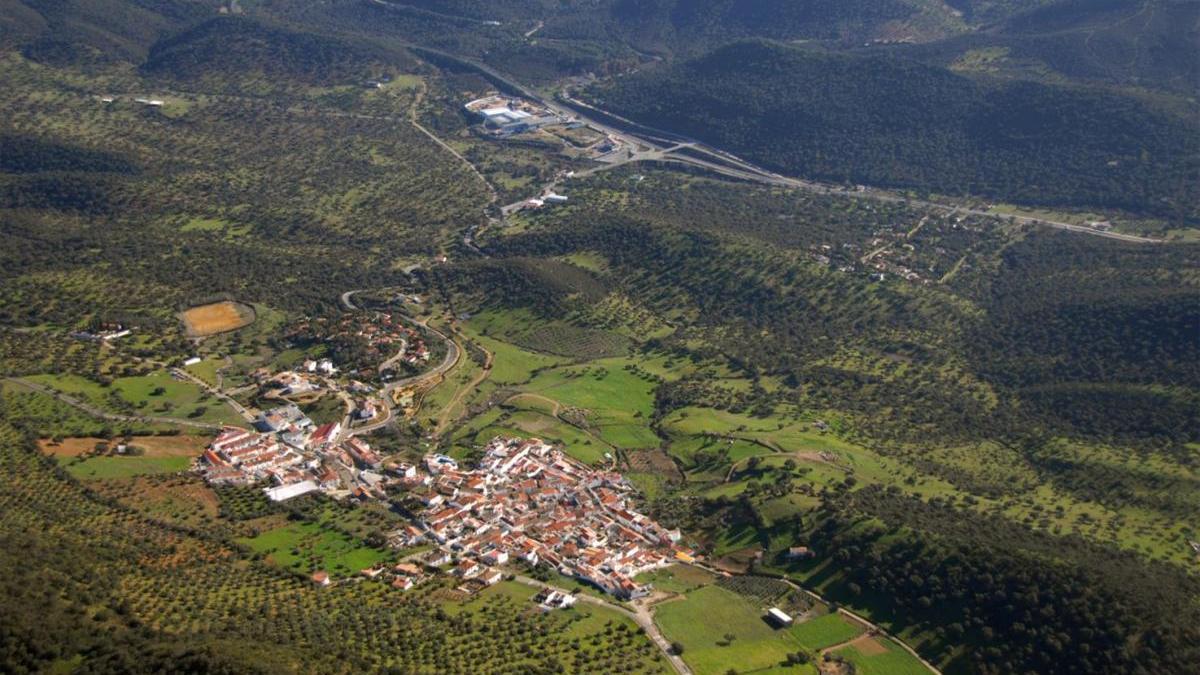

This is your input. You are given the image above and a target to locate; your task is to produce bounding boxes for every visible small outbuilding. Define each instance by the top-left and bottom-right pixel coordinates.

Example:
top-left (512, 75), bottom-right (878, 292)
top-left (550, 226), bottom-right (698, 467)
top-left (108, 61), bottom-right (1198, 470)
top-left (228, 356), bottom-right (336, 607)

top-left (766, 607), bottom-right (794, 628)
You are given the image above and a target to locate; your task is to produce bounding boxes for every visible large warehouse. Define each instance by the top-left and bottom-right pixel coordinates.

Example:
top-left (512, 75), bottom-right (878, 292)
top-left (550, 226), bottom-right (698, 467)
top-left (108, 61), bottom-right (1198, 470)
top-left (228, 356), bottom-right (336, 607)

top-left (480, 106), bottom-right (532, 132)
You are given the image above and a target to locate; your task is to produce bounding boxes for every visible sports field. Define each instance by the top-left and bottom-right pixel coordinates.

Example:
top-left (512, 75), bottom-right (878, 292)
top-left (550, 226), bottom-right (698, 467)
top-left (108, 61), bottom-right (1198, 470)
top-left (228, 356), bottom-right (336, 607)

top-left (179, 301), bottom-right (256, 337)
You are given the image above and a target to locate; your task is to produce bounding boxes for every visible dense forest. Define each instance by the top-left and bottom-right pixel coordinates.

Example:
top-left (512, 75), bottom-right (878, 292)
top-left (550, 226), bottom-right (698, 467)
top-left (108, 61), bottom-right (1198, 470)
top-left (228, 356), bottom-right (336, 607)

top-left (141, 16), bottom-right (414, 86)
top-left (905, 0), bottom-right (1200, 94)
top-left (804, 486), bottom-right (1200, 674)
top-left (586, 40), bottom-right (1199, 220)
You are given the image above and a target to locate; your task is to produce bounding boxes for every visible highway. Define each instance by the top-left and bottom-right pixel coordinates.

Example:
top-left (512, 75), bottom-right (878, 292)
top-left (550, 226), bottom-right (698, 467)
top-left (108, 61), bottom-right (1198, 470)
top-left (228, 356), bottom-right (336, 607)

top-left (369, 22), bottom-right (1163, 246)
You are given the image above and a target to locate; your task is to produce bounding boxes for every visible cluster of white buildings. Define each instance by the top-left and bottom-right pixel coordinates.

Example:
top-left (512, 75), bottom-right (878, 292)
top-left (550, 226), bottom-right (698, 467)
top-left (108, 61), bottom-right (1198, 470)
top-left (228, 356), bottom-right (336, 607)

top-left (199, 401), bottom-right (385, 501)
top-left (200, 426), bottom-right (309, 490)
top-left (71, 322), bottom-right (133, 342)
top-left (414, 437), bottom-right (691, 599)
top-left (464, 95), bottom-right (566, 136)
top-left (518, 191), bottom-right (569, 211)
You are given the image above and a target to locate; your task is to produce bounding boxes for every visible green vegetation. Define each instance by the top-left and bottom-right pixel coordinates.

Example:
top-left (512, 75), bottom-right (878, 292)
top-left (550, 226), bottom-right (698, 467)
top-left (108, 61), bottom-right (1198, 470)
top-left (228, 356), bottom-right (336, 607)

top-left (437, 164), bottom-right (1199, 673)
top-left (634, 564), bottom-right (714, 594)
top-left (440, 581), bottom-right (668, 672)
top-left (0, 384), bottom-right (177, 438)
top-left (2, 1), bottom-right (1198, 673)
top-left (299, 393), bottom-right (347, 427)
top-left (25, 371), bottom-right (243, 425)
top-left (240, 521), bottom-right (391, 577)
top-left (654, 585), bottom-right (814, 674)
top-left (56, 454), bottom-right (191, 480)
top-left (0, 421), bottom-right (670, 672)
top-left (588, 40), bottom-right (1198, 220)
top-left (833, 637), bottom-right (930, 675)
top-left (788, 614), bottom-right (863, 651)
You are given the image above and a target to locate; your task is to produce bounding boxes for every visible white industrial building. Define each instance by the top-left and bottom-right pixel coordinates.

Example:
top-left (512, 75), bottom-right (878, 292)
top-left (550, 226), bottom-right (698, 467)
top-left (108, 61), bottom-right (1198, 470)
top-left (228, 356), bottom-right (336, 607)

top-left (465, 96), bottom-right (564, 135)
top-left (766, 607), bottom-right (794, 627)
top-left (265, 480), bottom-right (320, 502)
top-left (480, 106), bottom-right (532, 128)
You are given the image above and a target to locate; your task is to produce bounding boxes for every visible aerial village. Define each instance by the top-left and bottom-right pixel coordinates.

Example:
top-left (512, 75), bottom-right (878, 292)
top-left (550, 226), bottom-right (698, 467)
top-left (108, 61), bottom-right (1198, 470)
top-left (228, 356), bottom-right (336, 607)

top-left (196, 305), bottom-right (689, 602)
top-left (285, 311), bottom-right (433, 380)
top-left (200, 418), bottom-right (690, 600)
top-left (198, 311), bottom-right (434, 499)
top-left (183, 90), bottom-right (984, 606)
top-left (415, 437), bottom-right (692, 600)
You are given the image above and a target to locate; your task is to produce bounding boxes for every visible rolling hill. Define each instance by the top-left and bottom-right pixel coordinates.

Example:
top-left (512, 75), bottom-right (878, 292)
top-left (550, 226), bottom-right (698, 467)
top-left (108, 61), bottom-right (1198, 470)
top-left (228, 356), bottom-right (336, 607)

top-left (586, 39), bottom-right (1200, 219)
top-left (0, 0), bottom-right (217, 65)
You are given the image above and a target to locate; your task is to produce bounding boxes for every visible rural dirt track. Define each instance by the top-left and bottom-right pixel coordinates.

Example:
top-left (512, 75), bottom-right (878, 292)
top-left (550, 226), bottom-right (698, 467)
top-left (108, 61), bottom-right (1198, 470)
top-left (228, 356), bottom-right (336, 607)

top-left (512, 575), bottom-right (693, 675)
top-left (502, 392), bottom-right (563, 417)
top-left (434, 336), bottom-right (493, 436)
top-left (3, 378), bottom-right (225, 431)
top-left (171, 367), bottom-right (256, 423)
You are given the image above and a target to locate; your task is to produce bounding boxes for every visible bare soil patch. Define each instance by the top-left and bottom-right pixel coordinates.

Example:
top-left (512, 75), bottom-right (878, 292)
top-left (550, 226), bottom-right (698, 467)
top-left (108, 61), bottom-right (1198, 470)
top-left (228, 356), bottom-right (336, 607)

top-left (179, 300), bottom-right (256, 337)
top-left (627, 448), bottom-right (683, 483)
top-left (818, 659), bottom-right (852, 675)
top-left (40, 435), bottom-right (210, 458)
top-left (846, 634), bottom-right (889, 655)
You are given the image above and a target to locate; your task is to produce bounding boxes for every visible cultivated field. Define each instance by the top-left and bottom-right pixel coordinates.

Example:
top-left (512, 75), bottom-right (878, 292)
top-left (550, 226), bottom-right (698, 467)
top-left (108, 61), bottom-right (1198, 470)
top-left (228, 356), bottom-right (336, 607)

top-left (833, 635), bottom-right (931, 675)
top-left (39, 435), bottom-right (209, 457)
top-left (655, 585), bottom-right (805, 674)
top-left (179, 301), bottom-right (256, 337)
top-left (56, 455), bottom-right (193, 480)
top-left (39, 435), bottom-right (209, 480)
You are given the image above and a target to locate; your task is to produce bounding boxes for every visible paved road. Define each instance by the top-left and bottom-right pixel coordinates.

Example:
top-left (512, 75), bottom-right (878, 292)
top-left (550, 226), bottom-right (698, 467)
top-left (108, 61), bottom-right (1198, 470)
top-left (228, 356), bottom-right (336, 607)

top-left (3, 377), bottom-right (226, 431)
top-left (512, 575), bottom-right (692, 675)
top-left (381, 33), bottom-right (1162, 246)
top-left (338, 290), bottom-right (462, 437)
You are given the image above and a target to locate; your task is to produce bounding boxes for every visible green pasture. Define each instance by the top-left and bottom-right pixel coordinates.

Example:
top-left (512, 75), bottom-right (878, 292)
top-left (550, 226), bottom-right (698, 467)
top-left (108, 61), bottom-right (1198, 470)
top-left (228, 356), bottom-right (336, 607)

top-left (239, 521), bottom-right (391, 576)
top-left (833, 637), bottom-right (932, 675)
top-left (57, 455), bottom-right (192, 480)
top-left (654, 585), bottom-right (816, 675)
top-left (634, 564), bottom-right (715, 594)
top-left (27, 371), bottom-right (242, 425)
top-left (789, 613), bottom-right (864, 650)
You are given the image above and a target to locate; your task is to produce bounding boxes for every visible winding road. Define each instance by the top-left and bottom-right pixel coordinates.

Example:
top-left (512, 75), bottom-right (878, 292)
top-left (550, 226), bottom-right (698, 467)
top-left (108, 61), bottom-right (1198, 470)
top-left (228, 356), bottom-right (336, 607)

top-left (362, 21), bottom-right (1163, 246)
top-left (338, 289), bottom-right (462, 437)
